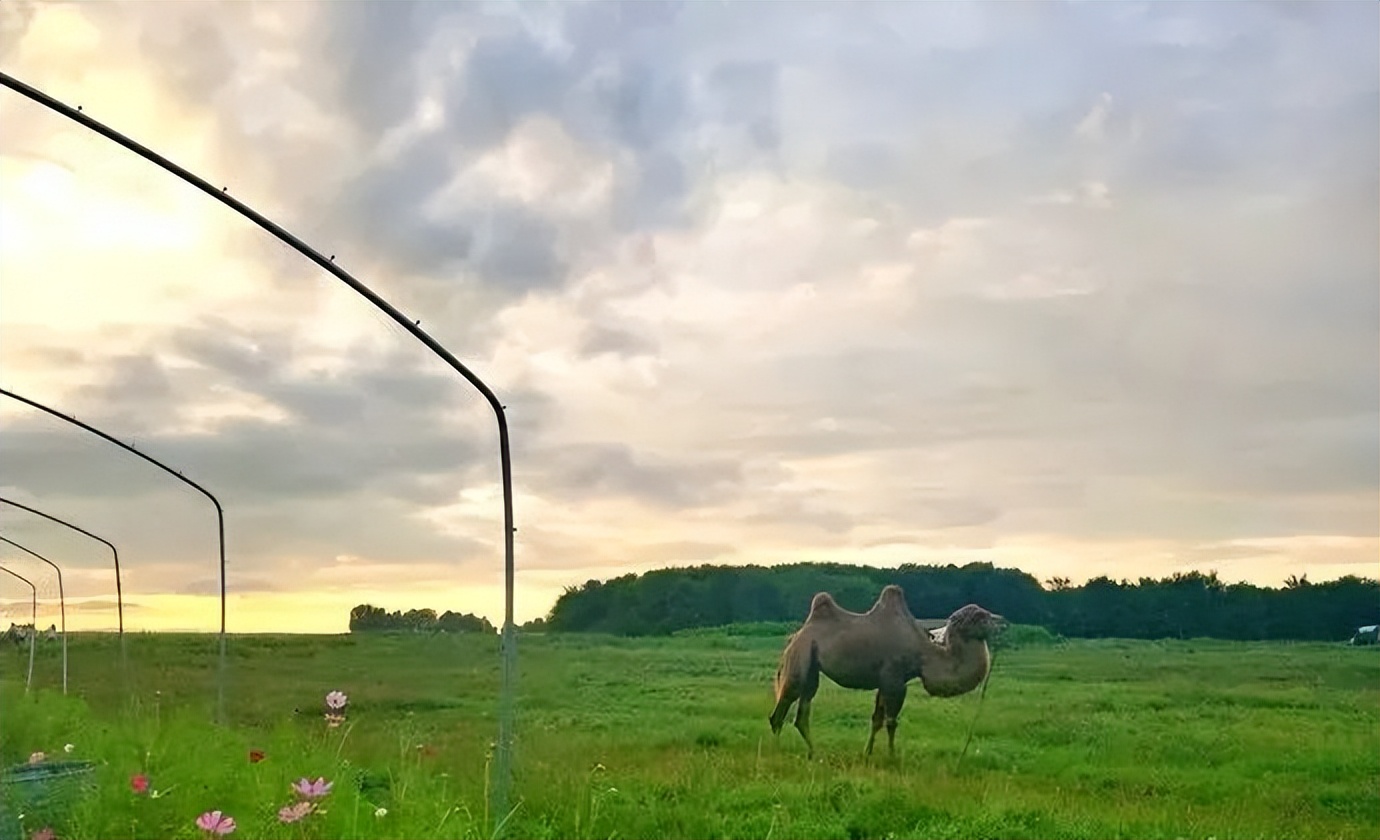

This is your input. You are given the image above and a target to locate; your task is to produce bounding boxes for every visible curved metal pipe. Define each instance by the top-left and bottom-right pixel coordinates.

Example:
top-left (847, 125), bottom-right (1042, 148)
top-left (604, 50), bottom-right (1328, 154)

top-left (0, 564), bottom-right (38, 693)
top-left (0, 497), bottom-right (122, 638)
top-left (0, 535), bottom-right (66, 694)
top-left (0, 70), bottom-right (518, 814)
top-left (0, 388), bottom-right (227, 720)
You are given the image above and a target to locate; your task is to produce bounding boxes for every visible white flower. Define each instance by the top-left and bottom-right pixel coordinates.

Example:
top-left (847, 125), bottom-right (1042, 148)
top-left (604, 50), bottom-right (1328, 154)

top-left (28, 752), bottom-right (44, 764)
top-left (374, 807), bottom-right (388, 818)
top-left (63, 744), bottom-right (74, 754)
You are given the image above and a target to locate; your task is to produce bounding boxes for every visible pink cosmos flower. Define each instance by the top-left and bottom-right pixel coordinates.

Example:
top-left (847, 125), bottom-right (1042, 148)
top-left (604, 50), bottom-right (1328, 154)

top-left (277, 801), bottom-right (314, 824)
top-left (130, 774), bottom-right (149, 795)
top-left (292, 777), bottom-right (333, 799)
top-left (325, 690), bottom-right (347, 710)
top-left (30, 828), bottom-right (56, 840)
top-left (195, 811), bottom-right (236, 835)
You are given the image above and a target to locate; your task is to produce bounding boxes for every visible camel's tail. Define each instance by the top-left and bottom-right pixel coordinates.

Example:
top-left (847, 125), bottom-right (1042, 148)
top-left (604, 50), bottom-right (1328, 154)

top-left (770, 631), bottom-right (814, 733)
top-left (772, 633), bottom-right (796, 702)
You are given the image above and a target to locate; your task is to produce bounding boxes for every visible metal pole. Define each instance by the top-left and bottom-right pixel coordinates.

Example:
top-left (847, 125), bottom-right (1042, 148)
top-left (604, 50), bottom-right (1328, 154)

top-left (0, 390), bottom-right (227, 721)
top-left (0, 70), bottom-right (519, 820)
top-left (0, 565), bottom-right (38, 693)
top-left (0, 535), bottom-right (66, 694)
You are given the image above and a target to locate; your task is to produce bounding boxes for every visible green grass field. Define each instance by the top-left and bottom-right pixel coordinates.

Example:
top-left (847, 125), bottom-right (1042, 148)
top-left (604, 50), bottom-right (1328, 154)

top-left (1, 631), bottom-right (1376, 840)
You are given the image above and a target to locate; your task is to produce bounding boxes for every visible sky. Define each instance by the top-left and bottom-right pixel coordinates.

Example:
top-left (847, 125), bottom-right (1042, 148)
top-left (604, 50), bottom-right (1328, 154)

top-left (0, 1), bottom-right (1375, 634)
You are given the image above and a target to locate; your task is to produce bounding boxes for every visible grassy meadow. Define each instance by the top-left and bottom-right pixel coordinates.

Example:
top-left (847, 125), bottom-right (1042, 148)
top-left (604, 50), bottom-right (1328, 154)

top-left (0, 630), bottom-right (1377, 839)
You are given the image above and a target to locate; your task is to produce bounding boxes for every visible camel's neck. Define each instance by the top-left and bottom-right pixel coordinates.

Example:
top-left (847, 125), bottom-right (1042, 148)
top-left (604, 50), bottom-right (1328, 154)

top-left (912, 634), bottom-right (991, 698)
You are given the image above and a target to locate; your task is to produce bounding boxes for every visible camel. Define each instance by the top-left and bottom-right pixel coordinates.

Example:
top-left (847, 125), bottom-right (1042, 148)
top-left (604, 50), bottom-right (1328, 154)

top-left (6, 622), bottom-right (34, 649)
top-left (768, 584), bottom-right (1004, 758)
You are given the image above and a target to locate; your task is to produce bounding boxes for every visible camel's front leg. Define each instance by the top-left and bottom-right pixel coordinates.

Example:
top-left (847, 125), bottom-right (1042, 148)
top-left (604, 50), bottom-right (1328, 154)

top-left (881, 684), bottom-right (908, 757)
top-left (865, 691), bottom-right (885, 756)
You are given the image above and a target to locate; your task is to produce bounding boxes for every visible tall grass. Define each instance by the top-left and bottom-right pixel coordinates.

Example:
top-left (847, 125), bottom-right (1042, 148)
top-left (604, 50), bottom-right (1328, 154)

top-left (1, 632), bottom-right (1376, 839)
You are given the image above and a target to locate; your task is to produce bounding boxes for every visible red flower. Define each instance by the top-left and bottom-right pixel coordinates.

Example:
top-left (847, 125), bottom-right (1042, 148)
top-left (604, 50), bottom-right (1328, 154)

top-left (248, 750), bottom-right (265, 764)
top-left (130, 773), bottom-right (149, 795)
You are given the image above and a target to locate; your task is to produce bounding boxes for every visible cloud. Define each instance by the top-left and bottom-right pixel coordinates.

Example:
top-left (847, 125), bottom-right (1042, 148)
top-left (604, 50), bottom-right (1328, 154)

top-left (529, 442), bottom-right (743, 510)
top-left (0, 598), bottom-right (141, 614)
top-left (0, 1), bottom-right (1375, 628)
top-left (176, 577), bottom-right (278, 597)
top-left (1075, 93), bottom-right (1115, 142)
top-left (67, 599), bottom-right (140, 613)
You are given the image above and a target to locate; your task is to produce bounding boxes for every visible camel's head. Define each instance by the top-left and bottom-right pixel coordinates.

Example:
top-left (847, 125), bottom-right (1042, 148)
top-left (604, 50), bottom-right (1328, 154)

top-left (945, 604), bottom-right (1006, 641)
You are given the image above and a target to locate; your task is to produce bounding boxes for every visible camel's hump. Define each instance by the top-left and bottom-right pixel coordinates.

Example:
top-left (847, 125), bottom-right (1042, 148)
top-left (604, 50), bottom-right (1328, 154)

top-left (875, 584), bottom-right (914, 616)
top-left (807, 591), bottom-right (840, 620)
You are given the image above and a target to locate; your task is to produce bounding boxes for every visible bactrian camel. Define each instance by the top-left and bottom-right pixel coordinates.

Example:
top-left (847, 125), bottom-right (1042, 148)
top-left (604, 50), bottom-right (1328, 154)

top-left (768, 584), bottom-right (1005, 758)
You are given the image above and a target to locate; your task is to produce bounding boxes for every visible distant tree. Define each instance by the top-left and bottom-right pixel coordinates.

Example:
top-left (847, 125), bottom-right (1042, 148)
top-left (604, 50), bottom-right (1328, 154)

top-left (349, 604), bottom-right (495, 634)
top-left (349, 604), bottom-right (389, 632)
top-left (402, 608), bottom-right (438, 633)
top-left (541, 562), bottom-right (1378, 642)
top-left (1284, 574), bottom-right (1310, 589)
top-left (438, 610), bottom-right (496, 634)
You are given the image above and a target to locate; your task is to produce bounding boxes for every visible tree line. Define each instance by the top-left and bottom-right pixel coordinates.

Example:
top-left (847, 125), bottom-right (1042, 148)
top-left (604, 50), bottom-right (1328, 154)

top-left (541, 562), bottom-right (1379, 641)
top-left (349, 604), bottom-right (496, 634)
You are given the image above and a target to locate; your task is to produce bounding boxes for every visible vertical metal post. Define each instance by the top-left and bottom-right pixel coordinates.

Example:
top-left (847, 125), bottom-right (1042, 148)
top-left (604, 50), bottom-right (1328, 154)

top-left (495, 421), bottom-right (516, 826)
top-left (216, 507), bottom-right (226, 722)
